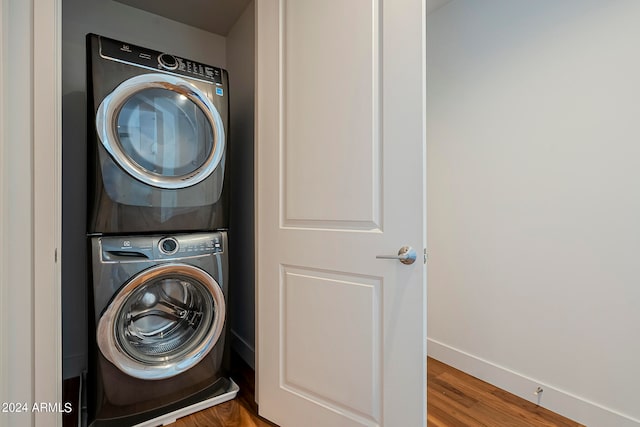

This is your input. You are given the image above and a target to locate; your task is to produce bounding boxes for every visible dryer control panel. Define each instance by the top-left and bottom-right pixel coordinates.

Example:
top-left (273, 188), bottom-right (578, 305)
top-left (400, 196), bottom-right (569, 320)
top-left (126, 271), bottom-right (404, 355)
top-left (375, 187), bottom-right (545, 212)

top-left (98, 34), bottom-right (224, 85)
top-left (100, 232), bottom-right (224, 262)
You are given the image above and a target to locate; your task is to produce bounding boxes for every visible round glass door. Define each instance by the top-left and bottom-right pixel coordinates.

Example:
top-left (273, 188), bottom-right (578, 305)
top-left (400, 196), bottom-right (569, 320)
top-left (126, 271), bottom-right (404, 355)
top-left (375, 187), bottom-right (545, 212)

top-left (97, 264), bottom-right (225, 380)
top-left (96, 73), bottom-right (225, 189)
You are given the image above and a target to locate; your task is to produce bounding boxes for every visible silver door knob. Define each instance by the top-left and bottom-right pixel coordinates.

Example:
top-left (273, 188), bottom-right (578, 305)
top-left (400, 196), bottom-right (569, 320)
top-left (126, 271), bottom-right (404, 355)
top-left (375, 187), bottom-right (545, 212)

top-left (376, 246), bottom-right (416, 265)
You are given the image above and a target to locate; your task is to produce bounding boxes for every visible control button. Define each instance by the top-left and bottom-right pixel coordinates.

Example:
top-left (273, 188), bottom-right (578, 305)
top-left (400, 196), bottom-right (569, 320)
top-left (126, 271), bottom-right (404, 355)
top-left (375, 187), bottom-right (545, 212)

top-left (159, 237), bottom-right (179, 255)
top-left (212, 68), bottom-right (222, 84)
top-left (158, 53), bottom-right (179, 70)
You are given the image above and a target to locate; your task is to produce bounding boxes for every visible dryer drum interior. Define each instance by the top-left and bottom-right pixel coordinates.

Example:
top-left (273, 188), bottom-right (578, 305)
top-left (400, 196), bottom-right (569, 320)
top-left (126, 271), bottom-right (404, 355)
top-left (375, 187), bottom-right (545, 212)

top-left (96, 73), bottom-right (226, 190)
top-left (97, 263), bottom-right (226, 380)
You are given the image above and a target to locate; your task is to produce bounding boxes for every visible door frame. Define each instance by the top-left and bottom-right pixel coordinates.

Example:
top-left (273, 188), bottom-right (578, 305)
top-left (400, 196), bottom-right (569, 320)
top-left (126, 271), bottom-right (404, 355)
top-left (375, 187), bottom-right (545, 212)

top-left (0, 0), bottom-right (62, 425)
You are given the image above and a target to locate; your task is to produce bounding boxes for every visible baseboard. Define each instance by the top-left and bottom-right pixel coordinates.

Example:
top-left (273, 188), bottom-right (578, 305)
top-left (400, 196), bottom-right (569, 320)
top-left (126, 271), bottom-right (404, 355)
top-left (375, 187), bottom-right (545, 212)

top-left (231, 329), bottom-right (255, 370)
top-left (427, 338), bottom-right (640, 427)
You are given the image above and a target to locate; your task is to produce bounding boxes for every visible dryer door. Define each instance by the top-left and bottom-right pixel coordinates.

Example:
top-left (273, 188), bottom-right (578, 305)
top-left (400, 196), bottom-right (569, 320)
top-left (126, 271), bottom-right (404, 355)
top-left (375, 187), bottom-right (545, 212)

top-left (96, 73), bottom-right (225, 189)
top-left (97, 263), bottom-right (225, 380)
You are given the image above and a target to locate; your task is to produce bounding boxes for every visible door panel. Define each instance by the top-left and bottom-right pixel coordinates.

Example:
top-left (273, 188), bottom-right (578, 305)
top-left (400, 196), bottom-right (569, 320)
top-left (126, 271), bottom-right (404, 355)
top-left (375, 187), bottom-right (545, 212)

top-left (283, 0), bottom-right (380, 229)
top-left (282, 266), bottom-right (381, 422)
top-left (257, 0), bottom-right (426, 426)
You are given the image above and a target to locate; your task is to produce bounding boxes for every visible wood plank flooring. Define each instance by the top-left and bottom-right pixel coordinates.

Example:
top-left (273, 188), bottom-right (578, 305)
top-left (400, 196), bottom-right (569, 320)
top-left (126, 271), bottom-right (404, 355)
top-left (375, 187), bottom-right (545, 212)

top-left (177, 357), bottom-right (584, 427)
top-left (70, 356), bottom-right (585, 426)
top-left (427, 357), bottom-right (585, 427)
top-left (171, 398), bottom-right (275, 427)
top-left (172, 355), bottom-right (277, 427)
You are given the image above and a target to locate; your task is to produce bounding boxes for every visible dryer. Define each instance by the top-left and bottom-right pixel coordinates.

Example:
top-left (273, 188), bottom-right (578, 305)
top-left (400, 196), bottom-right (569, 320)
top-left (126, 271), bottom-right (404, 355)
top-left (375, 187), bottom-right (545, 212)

top-left (88, 232), bottom-right (231, 426)
top-left (87, 34), bottom-right (229, 234)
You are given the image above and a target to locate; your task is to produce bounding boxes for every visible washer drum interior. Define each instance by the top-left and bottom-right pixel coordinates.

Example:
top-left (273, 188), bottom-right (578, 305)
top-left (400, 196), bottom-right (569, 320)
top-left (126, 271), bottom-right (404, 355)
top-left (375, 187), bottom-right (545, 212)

top-left (97, 263), bottom-right (226, 380)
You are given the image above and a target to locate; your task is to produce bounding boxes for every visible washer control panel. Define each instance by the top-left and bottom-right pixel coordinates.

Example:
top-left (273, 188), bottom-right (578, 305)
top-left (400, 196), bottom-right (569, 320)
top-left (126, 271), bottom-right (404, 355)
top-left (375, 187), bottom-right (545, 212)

top-left (100, 232), bottom-right (224, 262)
top-left (172, 234), bottom-right (223, 257)
top-left (98, 34), bottom-right (224, 85)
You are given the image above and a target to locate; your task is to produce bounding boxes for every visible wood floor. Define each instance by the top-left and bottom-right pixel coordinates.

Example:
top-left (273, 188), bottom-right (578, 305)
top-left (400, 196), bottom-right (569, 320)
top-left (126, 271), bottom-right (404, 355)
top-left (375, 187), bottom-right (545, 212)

top-left (176, 357), bottom-right (584, 427)
top-left (427, 358), bottom-right (585, 427)
top-left (172, 356), bottom-right (277, 427)
top-left (69, 357), bottom-right (584, 426)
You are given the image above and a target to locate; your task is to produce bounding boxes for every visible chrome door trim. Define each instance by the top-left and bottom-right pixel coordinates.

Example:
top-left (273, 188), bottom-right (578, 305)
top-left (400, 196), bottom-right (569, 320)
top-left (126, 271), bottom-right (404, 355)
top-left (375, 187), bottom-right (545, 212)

top-left (96, 73), bottom-right (225, 189)
top-left (96, 263), bottom-right (226, 380)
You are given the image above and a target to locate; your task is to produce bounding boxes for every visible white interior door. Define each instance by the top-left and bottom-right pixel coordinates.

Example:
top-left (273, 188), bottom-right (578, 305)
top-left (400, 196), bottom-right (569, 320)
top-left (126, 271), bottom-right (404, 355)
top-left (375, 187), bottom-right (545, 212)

top-left (256, 1), bottom-right (426, 426)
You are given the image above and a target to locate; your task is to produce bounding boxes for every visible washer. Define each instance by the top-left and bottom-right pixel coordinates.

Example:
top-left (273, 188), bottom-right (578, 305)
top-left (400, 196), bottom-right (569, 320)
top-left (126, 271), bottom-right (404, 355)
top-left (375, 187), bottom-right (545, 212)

top-left (87, 34), bottom-right (229, 234)
top-left (88, 232), bottom-right (230, 426)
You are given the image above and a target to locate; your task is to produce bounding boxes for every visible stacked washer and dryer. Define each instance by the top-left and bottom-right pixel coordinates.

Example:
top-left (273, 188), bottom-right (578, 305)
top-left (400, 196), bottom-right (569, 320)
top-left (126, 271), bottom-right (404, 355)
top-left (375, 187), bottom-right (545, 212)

top-left (86, 34), bottom-right (236, 426)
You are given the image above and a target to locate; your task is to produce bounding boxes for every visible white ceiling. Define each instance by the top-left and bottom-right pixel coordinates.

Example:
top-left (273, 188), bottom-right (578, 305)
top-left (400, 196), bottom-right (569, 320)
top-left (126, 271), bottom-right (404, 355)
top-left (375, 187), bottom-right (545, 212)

top-left (113, 0), bottom-right (253, 36)
top-left (427, 0), bottom-right (452, 15)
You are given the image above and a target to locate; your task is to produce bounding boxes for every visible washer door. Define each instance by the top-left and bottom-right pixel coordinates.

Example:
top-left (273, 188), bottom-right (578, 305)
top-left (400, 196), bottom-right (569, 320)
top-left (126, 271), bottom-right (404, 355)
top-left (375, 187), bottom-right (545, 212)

top-left (97, 263), bottom-right (225, 380)
top-left (96, 73), bottom-right (225, 189)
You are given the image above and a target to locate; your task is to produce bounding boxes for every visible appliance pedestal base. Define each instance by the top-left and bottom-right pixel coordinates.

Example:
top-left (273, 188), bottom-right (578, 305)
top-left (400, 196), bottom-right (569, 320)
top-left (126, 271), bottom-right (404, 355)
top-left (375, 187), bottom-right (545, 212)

top-left (134, 379), bottom-right (240, 427)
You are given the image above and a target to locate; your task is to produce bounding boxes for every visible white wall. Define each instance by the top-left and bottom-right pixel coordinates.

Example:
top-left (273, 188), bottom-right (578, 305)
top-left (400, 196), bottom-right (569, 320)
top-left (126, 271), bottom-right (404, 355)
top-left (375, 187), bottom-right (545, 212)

top-left (62, 0), bottom-right (226, 378)
top-left (225, 2), bottom-right (256, 369)
top-left (427, 1), bottom-right (640, 425)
